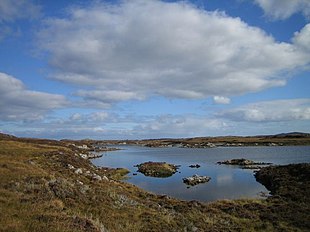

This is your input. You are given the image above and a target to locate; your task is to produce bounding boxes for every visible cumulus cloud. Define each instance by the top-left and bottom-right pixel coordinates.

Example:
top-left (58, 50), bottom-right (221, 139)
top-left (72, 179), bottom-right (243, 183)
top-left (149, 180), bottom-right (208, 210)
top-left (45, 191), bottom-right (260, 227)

top-left (217, 99), bottom-right (310, 122)
top-left (0, 72), bottom-right (67, 121)
top-left (135, 114), bottom-right (227, 138)
top-left (75, 90), bottom-right (145, 103)
top-left (293, 24), bottom-right (310, 52)
top-left (6, 111), bottom-right (228, 139)
top-left (213, 96), bottom-right (231, 104)
top-left (0, 0), bottom-right (41, 40)
top-left (69, 111), bottom-right (109, 122)
top-left (37, 0), bottom-right (310, 105)
top-left (255, 0), bottom-right (310, 20)
top-left (0, 0), bottom-right (41, 22)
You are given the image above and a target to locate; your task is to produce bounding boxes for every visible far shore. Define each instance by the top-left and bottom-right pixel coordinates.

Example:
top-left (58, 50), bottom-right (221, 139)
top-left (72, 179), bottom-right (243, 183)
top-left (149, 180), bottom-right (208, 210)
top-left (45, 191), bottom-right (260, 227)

top-left (89, 132), bottom-right (310, 149)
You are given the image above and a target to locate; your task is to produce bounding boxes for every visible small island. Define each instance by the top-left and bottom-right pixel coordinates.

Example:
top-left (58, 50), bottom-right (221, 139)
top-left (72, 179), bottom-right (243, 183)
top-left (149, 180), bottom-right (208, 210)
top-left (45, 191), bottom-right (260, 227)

top-left (217, 158), bottom-right (272, 166)
top-left (136, 161), bottom-right (179, 177)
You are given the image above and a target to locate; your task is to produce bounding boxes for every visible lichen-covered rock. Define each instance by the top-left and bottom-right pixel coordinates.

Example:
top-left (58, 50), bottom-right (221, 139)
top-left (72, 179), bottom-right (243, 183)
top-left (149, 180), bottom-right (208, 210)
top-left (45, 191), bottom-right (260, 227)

top-left (136, 161), bottom-right (179, 178)
top-left (183, 175), bottom-right (211, 186)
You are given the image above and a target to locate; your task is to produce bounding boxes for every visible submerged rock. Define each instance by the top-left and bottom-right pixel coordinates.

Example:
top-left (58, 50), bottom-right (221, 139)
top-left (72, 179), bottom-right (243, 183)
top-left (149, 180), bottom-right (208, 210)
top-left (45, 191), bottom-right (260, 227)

top-left (183, 175), bottom-right (211, 186)
top-left (136, 161), bottom-right (179, 178)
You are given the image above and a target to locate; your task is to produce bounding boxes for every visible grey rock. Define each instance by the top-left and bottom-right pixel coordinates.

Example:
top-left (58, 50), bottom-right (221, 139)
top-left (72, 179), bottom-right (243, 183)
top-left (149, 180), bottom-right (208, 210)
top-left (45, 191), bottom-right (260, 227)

top-left (75, 168), bottom-right (83, 174)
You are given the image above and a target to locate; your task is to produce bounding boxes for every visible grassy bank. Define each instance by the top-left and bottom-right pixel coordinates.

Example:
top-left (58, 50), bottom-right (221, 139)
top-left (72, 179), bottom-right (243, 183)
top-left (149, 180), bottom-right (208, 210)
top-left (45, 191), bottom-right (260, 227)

top-left (0, 136), bottom-right (309, 231)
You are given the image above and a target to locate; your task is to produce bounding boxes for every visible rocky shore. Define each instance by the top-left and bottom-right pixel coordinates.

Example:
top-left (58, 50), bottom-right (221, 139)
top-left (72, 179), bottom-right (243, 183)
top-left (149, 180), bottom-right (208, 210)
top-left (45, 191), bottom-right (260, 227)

top-left (1, 133), bottom-right (309, 232)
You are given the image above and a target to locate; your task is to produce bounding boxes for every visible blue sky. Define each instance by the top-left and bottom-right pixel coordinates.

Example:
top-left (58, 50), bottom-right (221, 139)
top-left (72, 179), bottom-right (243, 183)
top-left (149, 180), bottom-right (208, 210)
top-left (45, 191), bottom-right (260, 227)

top-left (0, 0), bottom-right (309, 139)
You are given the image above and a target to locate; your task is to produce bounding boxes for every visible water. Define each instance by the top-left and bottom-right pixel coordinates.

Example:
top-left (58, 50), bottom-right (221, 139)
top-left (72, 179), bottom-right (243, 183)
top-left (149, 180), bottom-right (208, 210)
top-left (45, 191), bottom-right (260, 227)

top-left (92, 145), bottom-right (310, 202)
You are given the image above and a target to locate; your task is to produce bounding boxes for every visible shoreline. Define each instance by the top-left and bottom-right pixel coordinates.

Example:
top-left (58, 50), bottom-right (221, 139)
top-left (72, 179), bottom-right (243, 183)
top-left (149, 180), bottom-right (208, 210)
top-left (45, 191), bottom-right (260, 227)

top-left (1, 134), bottom-right (309, 231)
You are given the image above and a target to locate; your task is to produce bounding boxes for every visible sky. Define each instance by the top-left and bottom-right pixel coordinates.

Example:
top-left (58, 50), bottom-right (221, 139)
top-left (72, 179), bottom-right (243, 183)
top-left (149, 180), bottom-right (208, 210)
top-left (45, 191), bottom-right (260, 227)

top-left (0, 0), bottom-right (309, 140)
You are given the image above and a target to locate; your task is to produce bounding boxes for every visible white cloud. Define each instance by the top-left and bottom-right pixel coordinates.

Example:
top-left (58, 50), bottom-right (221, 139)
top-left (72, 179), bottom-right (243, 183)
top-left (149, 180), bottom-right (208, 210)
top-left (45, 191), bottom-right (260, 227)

top-left (0, 0), bottom-right (41, 22)
top-left (0, 0), bottom-right (41, 40)
top-left (217, 99), bottom-right (310, 122)
top-left (38, 0), bottom-right (310, 105)
top-left (255, 0), bottom-right (310, 20)
top-left (75, 90), bottom-right (145, 103)
top-left (213, 96), bottom-right (231, 104)
top-left (293, 24), bottom-right (310, 52)
top-left (135, 114), bottom-right (227, 138)
top-left (0, 72), bottom-right (67, 121)
top-left (69, 111), bottom-right (110, 122)
top-left (6, 111), bottom-right (228, 139)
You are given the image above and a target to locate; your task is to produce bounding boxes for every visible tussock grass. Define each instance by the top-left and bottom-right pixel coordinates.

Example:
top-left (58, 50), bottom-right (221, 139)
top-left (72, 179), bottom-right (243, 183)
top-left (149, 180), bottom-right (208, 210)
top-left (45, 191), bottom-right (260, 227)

top-left (1, 137), bottom-right (309, 231)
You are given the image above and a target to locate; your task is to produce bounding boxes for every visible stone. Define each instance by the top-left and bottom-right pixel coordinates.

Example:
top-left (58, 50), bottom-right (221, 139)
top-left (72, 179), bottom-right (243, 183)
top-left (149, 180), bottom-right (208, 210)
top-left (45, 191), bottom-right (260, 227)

top-left (67, 164), bottom-right (75, 170)
top-left (102, 176), bottom-right (109, 181)
top-left (80, 153), bottom-right (88, 159)
top-left (75, 168), bottom-right (83, 174)
top-left (183, 175), bottom-right (211, 186)
top-left (92, 174), bottom-right (102, 181)
top-left (189, 164), bottom-right (201, 168)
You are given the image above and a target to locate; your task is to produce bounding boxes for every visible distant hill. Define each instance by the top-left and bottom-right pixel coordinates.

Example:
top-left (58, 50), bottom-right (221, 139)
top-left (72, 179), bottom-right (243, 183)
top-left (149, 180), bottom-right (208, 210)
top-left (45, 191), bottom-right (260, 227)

top-left (271, 132), bottom-right (310, 138)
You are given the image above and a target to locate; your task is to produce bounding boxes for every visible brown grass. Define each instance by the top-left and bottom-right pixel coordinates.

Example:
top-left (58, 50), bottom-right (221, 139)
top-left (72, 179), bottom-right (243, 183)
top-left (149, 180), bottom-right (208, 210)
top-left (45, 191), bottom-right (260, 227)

top-left (0, 137), bottom-right (309, 231)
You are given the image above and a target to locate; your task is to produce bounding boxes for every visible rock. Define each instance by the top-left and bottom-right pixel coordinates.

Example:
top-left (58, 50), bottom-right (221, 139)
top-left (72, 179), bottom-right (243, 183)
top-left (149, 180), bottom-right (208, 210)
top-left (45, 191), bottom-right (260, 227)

top-left (102, 176), bottom-right (109, 181)
top-left (136, 161), bottom-right (179, 178)
top-left (92, 174), bottom-right (102, 181)
top-left (75, 168), bottom-right (83, 174)
top-left (80, 154), bottom-right (88, 159)
top-left (217, 158), bottom-right (272, 166)
top-left (241, 166), bottom-right (262, 170)
top-left (77, 180), bottom-right (84, 185)
top-left (80, 185), bottom-right (90, 194)
top-left (86, 153), bottom-right (103, 159)
top-left (183, 175), bottom-right (211, 186)
top-left (67, 164), bottom-right (75, 170)
top-left (189, 164), bottom-right (201, 168)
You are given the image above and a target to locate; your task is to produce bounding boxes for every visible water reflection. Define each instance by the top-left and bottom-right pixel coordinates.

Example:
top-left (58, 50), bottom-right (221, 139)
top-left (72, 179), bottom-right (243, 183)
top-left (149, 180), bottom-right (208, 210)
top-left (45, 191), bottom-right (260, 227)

top-left (92, 145), bottom-right (310, 202)
top-left (216, 174), bottom-right (233, 186)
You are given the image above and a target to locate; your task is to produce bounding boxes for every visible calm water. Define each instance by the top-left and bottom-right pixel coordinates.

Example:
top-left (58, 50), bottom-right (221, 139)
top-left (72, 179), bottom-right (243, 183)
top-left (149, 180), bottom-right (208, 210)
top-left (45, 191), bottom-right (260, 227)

top-left (92, 145), bottom-right (310, 202)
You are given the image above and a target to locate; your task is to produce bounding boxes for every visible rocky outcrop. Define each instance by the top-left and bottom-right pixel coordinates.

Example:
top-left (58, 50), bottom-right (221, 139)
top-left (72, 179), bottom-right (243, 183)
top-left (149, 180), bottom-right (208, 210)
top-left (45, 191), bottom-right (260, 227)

top-left (255, 163), bottom-right (310, 201)
top-left (136, 161), bottom-right (179, 178)
top-left (183, 175), bottom-right (211, 186)
top-left (217, 158), bottom-right (271, 166)
top-left (189, 164), bottom-right (201, 168)
top-left (78, 153), bottom-right (103, 159)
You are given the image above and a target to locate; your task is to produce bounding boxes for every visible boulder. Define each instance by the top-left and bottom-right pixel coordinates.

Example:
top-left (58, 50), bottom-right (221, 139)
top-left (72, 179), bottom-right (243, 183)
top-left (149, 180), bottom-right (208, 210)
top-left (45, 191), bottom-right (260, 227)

top-left (102, 176), bottom-right (109, 181)
top-left (92, 174), bottom-right (102, 181)
top-left (183, 175), bottom-right (211, 186)
top-left (74, 168), bottom-right (83, 174)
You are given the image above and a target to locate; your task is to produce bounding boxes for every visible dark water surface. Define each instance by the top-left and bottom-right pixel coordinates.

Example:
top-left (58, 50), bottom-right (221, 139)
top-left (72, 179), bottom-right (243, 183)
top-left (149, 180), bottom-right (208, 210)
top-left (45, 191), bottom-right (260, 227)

top-left (92, 145), bottom-right (310, 202)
